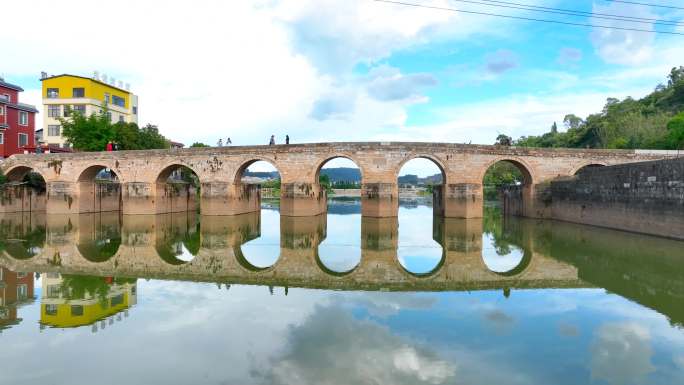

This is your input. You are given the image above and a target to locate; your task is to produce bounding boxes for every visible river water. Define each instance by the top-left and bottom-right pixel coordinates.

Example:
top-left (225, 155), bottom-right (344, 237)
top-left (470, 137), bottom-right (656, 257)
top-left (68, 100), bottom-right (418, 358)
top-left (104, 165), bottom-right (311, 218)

top-left (0, 199), bottom-right (683, 385)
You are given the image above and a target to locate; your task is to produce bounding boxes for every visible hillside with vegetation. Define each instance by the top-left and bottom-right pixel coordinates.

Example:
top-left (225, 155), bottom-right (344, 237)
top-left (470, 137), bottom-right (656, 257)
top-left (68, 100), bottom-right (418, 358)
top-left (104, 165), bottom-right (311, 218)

top-left (511, 66), bottom-right (684, 150)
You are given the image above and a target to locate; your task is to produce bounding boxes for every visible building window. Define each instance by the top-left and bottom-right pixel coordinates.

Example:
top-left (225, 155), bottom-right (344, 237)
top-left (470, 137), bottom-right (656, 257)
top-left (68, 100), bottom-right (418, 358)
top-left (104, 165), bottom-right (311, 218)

top-left (104, 93), bottom-right (110, 104)
top-left (17, 284), bottom-right (28, 300)
top-left (0, 133), bottom-right (4, 144)
top-left (48, 125), bottom-right (61, 136)
top-left (48, 105), bottom-right (60, 117)
top-left (17, 272), bottom-right (27, 278)
top-left (73, 105), bottom-right (86, 114)
top-left (106, 112), bottom-right (112, 121)
top-left (71, 305), bottom-right (84, 316)
top-left (46, 284), bottom-right (61, 298)
top-left (72, 88), bottom-right (85, 98)
top-left (18, 111), bottom-right (28, 126)
top-left (112, 95), bottom-right (125, 107)
top-left (47, 88), bottom-right (59, 98)
top-left (45, 304), bottom-right (58, 316)
top-left (18, 133), bottom-right (28, 147)
top-left (0, 105), bottom-right (4, 115)
top-left (132, 106), bottom-right (137, 114)
top-left (118, 115), bottom-right (124, 123)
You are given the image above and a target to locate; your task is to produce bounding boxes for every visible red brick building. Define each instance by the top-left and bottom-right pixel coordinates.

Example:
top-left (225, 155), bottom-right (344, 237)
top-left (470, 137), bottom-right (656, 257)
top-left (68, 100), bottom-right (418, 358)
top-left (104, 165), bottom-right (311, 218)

top-left (0, 267), bottom-right (35, 332)
top-left (0, 78), bottom-right (38, 158)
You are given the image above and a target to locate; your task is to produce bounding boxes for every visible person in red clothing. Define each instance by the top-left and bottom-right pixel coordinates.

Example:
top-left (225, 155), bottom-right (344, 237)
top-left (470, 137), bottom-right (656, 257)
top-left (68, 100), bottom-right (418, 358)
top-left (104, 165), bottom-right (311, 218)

top-left (106, 141), bottom-right (113, 151)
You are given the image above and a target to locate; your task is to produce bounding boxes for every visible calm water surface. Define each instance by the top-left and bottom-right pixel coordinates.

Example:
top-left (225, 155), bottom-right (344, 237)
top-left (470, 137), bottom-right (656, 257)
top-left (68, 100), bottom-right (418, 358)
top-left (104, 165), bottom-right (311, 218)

top-left (0, 199), bottom-right (683, 385)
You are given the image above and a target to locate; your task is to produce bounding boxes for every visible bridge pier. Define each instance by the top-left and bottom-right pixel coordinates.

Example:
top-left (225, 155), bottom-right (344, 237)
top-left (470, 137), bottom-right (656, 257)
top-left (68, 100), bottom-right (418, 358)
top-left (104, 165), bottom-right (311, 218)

top-left (122, 182), bottom-right (155, 215)
top-left (280, 183), bottom-right (326, 217)
top-left (361, 182), bottom-right (397, 217)
top-left (45, 181), bottom-right (77, 214)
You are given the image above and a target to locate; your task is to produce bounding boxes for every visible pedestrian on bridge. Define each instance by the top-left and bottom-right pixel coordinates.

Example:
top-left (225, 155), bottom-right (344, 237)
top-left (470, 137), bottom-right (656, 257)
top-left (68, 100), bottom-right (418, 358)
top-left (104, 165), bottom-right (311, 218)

top-left (269, 135), bottom-right (275, 145)
top-left (217, 139), bottom-right (223, 147)
top-left (226, 137), bottom-right (232, 145)
top-left (286, 135), bottom-right (290, 145)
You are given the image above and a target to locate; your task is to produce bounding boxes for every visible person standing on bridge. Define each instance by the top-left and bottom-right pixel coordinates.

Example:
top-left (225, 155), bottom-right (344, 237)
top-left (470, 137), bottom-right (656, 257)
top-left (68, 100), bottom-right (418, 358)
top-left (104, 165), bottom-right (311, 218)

top-left (106, 141), bottom-right (113, 151)
top-left (226, 137), bottom-right (232, 145)
top-left (269, 135), bottom-right (275, 145)
top-left (285, 135), bottom-right (290, 145)
top-left (217, 138), bottom-right (223, 147)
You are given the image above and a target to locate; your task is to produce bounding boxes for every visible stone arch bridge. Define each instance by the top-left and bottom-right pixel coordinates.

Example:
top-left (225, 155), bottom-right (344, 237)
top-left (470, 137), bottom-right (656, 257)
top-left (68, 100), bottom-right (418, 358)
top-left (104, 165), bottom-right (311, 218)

top-left (0, 142), bottom-right (671, 217)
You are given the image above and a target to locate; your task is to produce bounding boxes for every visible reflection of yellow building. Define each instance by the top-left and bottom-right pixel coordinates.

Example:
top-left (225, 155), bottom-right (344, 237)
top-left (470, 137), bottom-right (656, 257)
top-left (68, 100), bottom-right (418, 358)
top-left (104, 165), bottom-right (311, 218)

top-left (40, 272), bottom-right (136, 329)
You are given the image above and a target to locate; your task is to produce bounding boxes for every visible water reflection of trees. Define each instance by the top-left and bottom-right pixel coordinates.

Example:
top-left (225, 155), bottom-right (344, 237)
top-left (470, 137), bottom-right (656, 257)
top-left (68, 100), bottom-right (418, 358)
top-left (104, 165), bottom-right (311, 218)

top-left (59, 275), bottom-right (136, 307)
top-left (0, 220), bottom-right (46, 259)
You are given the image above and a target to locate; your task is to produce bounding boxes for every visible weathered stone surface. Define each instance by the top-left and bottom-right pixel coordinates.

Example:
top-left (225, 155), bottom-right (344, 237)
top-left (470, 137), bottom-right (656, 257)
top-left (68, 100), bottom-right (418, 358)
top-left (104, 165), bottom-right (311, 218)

top-left (0, 142), bottom-right (674, 216)
top-left (550, 158), bottom-right (684, 239)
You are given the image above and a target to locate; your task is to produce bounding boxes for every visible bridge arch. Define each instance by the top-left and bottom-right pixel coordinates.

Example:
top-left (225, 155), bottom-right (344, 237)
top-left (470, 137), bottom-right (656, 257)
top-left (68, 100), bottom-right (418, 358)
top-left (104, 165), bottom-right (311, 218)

top-left (76, 164), bottom-right (122, 213)
top-left (395, 153), bottom-right (448, 184)
top-left (154, 163), bottom-right (201, 214)
top-left (5, 165), bottom-right (48, 183)
top-left (233, 157), bottom-right (282, 185)
top-left (2, 165), bottom-right (48, 213)
top-left (478, 157), bottom-right (535, 186)
top-left (571, 162), bottom-right (607, 176)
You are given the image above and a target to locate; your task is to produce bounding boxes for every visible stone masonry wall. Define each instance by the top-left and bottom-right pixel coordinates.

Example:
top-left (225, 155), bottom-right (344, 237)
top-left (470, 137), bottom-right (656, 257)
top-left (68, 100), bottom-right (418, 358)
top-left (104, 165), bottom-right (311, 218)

top-left (550, 158), bottom-right (684, 240)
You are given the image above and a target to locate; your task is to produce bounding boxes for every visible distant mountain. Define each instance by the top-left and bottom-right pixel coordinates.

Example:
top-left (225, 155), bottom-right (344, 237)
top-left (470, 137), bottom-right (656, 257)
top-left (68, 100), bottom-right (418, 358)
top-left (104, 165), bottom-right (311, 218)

top-left (320, 167), bottom-right (361, 182)
top-left (398, 173), bottom-right (442, 185)
top-left (244, 171), bottom-right (279, 179)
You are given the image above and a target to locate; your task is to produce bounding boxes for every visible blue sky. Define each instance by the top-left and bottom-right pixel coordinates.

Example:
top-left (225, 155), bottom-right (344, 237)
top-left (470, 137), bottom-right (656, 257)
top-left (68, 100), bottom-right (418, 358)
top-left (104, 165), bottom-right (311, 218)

top-left (2, 0), bottom-right (684, 149)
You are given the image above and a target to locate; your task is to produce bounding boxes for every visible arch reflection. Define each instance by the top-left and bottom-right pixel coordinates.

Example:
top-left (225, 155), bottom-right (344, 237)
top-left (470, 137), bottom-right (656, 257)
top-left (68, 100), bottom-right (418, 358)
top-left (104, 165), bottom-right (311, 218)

top-left (482, 206), bottom-right (532, 276)
top-left (397, 206), bottom-right (445, 277)
top-left (317, 208), bottom-right (361, 275)
top-left (76, 213), bottom-right (122, 262)
top-left (238, 208), bottom-right (280, 270)
top-left (154, 213), bottom-right (200, 265)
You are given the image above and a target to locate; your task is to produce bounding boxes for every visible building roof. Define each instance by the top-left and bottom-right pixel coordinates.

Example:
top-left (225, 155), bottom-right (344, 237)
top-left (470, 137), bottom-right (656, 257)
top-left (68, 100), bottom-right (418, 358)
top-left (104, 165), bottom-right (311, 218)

top-left (0, 79), bottom-right (24, 92)
top-left (40, 74), bottom-right (131, 94)
top-left (170, 141), bottom-right (185, 148)
top-left (7, 102), bottom-right (39, 113)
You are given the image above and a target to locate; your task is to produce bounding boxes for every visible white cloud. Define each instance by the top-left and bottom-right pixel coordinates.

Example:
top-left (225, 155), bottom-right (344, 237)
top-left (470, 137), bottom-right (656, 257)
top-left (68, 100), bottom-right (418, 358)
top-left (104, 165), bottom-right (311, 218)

top-left (366, 66), bottom-right (437, 102)
top-left (590, 322), bottom-right (655, 385)
top-left (590, 3), bottom-right (656, 65)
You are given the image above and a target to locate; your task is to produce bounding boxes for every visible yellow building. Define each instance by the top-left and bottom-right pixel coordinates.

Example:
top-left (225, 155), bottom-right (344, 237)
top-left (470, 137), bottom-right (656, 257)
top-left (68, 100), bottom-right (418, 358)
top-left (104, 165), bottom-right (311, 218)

top-left (40, 272), bottom-right (137, 329)
top-left (40, 73), bottom-right (139, 148)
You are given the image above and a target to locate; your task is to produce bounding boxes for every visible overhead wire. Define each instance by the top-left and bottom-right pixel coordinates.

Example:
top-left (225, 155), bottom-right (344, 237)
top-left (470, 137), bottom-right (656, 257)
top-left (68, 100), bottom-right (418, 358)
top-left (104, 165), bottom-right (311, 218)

top-left (472, 0), bottom-right (684, 26)
top-left (607, 0), bottom-right (684, 11)
top-left (372, 0), bottom-right (684, 35)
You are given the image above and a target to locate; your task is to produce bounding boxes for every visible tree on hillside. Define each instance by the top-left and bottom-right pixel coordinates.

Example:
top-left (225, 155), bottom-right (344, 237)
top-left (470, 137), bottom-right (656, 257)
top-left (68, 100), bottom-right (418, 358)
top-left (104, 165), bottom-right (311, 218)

top-left (667, 112), bottom-right (684, 150)
top-left (511, 67), bottom-right (684, 150)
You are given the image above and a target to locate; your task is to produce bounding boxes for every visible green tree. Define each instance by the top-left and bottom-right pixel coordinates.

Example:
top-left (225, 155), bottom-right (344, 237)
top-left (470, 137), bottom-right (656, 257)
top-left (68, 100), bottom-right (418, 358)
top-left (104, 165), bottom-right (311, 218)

top-left (190, 142), bottom-right (210, 148)
top-left (666, 112), bottom-right (684, 149)
top-left (59, 109), bottom-right (114, 151)
top-left (495, 134), bottom-right (512, 146)
top-left (59, 108), bottom-right (169, 151)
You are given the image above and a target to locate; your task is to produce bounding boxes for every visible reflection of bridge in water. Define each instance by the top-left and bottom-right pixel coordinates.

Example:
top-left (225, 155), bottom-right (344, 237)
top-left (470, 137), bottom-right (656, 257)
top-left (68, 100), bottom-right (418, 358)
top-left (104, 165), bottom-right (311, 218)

top-left (0, 212), bottom-right (584, 291)
top-left (1, 211), bottom-right (684, 328)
